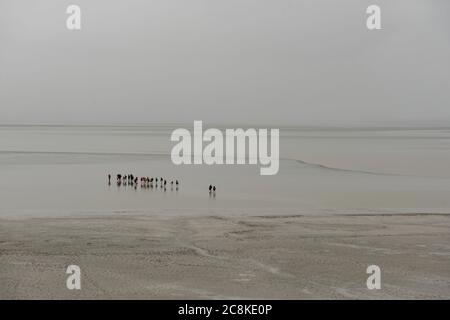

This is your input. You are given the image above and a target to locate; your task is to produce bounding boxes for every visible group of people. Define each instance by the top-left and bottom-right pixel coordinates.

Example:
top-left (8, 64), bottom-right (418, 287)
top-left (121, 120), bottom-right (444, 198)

top-left (108, 174), bottom-right (217, 195)
top-left (108, 174), bottom-right (179, 190)
top-left (108, 173), bottom-right (216, 195)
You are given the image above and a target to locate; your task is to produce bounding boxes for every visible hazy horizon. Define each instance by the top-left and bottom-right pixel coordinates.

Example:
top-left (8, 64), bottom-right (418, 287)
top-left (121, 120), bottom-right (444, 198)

top-left (1, 0), bottom-right (449, 126)
top-left (2, 121), bottom-right (450, 128)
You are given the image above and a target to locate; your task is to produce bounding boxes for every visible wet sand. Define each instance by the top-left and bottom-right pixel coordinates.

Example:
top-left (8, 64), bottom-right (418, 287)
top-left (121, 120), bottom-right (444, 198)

top-left (0, 213), bottom-right (449, 299)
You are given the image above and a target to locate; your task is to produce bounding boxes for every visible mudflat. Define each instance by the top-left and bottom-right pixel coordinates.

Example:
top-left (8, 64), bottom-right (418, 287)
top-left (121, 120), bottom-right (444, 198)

top-left (1, 213), bottom-right (449, 299)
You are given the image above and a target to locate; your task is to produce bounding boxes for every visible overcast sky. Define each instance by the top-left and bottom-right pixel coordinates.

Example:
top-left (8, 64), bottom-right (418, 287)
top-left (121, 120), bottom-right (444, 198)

top-left (0, 0), bottom-right (449, 126)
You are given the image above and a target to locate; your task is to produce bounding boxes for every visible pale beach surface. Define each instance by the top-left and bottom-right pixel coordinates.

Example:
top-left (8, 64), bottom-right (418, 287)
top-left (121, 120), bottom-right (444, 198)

top-left (0, 125), bottom-right (449, 299)
top-left (1, 213), bottom-right (449, 299)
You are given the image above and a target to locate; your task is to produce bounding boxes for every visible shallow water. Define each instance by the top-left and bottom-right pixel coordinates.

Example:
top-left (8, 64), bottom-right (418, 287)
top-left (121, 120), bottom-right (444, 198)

top-left (0, 125), bottom-right (449, 217)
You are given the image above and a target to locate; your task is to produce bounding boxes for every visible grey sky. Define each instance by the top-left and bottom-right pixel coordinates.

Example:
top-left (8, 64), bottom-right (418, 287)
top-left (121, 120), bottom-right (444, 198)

top-left (0, 0), bottom-right (449, 125)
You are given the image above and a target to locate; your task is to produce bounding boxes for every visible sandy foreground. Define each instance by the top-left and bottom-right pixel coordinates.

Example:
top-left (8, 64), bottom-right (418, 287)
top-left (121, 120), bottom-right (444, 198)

top-left (0, 213), bottom-right (449, 299)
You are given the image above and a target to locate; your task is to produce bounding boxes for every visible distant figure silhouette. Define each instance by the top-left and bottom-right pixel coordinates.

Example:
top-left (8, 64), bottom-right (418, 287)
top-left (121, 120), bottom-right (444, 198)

top-left (176, 180), bottom-right (179, 186)
top-left (209, 185), bottom-right (212, 192)
top-left (213, 186), bottom-right (216, 192)
top-left (108, 174), bottom-right (111, 184)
